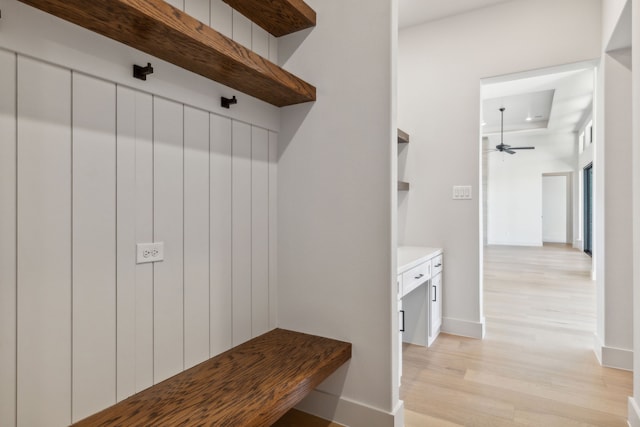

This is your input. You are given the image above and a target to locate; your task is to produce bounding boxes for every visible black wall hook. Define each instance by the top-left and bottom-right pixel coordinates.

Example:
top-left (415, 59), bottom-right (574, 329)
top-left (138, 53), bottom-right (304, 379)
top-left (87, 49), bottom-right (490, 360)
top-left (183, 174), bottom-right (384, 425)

top-left (133, 62), bottom-right (154, 81)
top-left (221, 96), bottom-right (237, 109)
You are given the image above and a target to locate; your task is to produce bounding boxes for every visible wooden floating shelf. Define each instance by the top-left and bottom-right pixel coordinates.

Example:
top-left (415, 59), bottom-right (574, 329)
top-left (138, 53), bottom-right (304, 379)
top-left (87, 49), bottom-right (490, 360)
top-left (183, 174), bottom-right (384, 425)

top-left (223, 0), bottom-right (316, 37)
top-left (398, 181), bottom-right (410, 191)
top-left (398, 128), bottom-right (410, 144)
top-left (18, 0), bottom-right (316, 107)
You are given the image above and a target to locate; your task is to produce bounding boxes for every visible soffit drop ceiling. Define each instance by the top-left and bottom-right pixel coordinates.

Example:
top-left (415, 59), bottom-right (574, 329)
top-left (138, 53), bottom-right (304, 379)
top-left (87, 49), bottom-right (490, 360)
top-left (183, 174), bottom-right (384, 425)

top-left (483, 90), bottom-right (555, 135)
top-left (481, 67), bottom-right (595, 137)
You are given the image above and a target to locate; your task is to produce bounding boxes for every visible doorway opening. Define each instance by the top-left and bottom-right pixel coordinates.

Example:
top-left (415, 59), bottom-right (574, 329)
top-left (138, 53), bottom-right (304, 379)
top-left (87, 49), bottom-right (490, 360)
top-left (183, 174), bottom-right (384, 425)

top-left (480, 61), bottom-right (597, 347)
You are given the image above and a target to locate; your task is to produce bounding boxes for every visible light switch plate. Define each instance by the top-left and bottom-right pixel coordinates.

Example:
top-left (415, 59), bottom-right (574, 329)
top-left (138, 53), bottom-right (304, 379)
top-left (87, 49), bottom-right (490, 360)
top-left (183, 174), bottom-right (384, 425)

top-left (453, 185), bottom-right (472, 200)
top-left (136, 242), bottom-right (164, 264)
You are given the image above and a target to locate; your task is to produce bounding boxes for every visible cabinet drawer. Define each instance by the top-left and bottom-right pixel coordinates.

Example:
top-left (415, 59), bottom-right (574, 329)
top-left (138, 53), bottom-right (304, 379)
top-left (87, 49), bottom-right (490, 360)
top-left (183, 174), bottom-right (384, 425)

top-left (397, 274), bottom-right (403, 300)
top-left (432, 254), bottom-right (443, 276)
top-left (401, 260), bottom-right (431, 297)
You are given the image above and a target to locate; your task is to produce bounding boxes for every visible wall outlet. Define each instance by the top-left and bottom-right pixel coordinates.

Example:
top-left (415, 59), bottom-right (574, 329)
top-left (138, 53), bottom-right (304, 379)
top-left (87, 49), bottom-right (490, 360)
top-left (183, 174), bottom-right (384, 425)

top-left (136, 242), bottom-right (164, 264)
top-left (453, 185), bottom-right (472, 200)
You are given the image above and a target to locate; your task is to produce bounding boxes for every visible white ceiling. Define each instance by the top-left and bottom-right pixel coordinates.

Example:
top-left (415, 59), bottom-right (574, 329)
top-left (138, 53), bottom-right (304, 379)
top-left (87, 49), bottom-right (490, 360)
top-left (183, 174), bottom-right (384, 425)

top-left (397, 0), bottom-right (595, 142)
top-left (399, 0), bottom-right (514, 29)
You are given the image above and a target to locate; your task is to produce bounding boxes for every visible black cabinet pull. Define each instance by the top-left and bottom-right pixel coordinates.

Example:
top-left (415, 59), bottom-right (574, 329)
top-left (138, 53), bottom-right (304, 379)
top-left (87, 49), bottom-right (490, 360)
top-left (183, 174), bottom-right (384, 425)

top-left (435, 263), bottom-right (442, 268)
top-left (432, 285), bottom-right (437, 302)
top-left (400, 310), bottom-right (405, 332)
top-left (414, 273), bottom-right (424, 280)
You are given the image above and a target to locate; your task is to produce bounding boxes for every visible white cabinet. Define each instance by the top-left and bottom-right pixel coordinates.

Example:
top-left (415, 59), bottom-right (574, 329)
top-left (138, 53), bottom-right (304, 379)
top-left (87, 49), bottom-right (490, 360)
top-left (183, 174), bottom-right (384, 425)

top-left (398, 296), bottom-right (403, 387)
top-left (397, 247), bottom-right (444, 348)
top-left (428, 272), bottom-right (442, 346)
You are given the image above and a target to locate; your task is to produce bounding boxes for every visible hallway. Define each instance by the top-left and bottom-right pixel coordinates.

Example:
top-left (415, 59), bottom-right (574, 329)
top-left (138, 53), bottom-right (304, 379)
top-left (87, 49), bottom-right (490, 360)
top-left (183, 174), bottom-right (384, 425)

top-left (401, 244), bottom-right (632, 426)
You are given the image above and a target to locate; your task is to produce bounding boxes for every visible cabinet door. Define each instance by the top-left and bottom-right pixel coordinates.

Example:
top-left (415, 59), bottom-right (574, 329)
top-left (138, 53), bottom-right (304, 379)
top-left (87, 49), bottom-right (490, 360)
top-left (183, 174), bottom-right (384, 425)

top-left (429, 273), bottom-right (442, 342)
top-left (398, 298), bottom-right (403, 387)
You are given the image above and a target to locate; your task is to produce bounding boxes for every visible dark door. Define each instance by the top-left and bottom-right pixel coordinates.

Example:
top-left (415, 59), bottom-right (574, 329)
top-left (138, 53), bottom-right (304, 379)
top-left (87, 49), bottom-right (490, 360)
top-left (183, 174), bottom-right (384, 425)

top-left (583, 163), bottom-right (593, 256)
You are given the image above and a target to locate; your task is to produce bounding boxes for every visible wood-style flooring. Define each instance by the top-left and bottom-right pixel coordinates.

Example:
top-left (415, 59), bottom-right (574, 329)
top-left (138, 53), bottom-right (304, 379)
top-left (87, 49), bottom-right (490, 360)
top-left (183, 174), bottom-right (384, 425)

top-left (401, 244), bottom-right (632, 426)
top-left (273, 409), bottom-right (344, 427)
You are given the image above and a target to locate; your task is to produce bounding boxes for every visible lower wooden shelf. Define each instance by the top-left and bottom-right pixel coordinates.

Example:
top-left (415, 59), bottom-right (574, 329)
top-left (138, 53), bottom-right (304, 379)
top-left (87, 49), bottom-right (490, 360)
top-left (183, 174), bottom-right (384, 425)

top-left (72, 329), bottom-right (351, 427)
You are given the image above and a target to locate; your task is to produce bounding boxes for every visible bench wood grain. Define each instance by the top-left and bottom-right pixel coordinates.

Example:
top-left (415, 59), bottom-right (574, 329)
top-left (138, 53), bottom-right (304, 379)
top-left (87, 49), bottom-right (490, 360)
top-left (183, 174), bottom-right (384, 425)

top-left (72, 328), bottom-right (351, 427)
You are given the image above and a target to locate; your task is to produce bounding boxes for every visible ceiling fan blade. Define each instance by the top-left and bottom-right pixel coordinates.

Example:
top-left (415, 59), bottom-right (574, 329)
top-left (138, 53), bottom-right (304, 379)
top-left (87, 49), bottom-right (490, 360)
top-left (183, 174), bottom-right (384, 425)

top-left (505, 149), bottom-right (516, 154)
top-left (510, 146), bottom-right (535, 150)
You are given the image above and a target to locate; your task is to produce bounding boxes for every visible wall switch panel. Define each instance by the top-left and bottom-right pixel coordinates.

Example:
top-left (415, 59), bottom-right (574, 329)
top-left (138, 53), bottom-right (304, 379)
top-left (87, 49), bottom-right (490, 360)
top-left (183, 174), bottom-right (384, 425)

top-left (136, 242), bottom-right (164, 264)
top-left (452, 185), bottom-right (472, 200)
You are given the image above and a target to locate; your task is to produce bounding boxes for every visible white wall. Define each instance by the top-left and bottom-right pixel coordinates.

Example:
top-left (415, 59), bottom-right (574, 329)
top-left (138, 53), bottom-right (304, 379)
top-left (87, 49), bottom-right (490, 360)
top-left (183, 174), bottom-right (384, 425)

top-left (0, 1), bottom-right (279, 425)
top-left (278, 0), bottom-right (400, 425)
top-left (592, 0), bottom-right (634, 371)
top-left (398, 0), bottom-right (602, 338)
top-left (632, 0), bottom-right (640, 422)
top-left (486, 132), bottom-right (575, 246)
top-left (597, 52), bottom-right (633, 367)
top-left (603, 0), bottom-right (630, 49)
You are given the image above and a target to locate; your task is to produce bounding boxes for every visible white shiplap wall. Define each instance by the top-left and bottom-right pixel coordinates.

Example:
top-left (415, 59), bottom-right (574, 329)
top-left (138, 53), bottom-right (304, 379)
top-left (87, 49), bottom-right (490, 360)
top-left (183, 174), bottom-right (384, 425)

top-left (0, 1), bottom-right (280, 424)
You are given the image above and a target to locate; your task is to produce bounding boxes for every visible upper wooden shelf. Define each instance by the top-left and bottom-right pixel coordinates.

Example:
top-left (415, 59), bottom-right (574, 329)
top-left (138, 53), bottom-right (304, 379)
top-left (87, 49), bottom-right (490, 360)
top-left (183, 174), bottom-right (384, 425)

top-left (223, 0), bottom-right (316, 37)
top-left (18, 0), bottom-right (316, 107)
top-left (398, 128), bottom-right (410, 144)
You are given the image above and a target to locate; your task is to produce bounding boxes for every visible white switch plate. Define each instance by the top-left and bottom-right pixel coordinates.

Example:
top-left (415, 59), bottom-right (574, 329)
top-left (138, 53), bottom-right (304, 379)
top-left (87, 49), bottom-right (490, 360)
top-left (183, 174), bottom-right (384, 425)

top-left (136, 242), bottom-right (164, 264)
top-left (453, 185), bottom-right (472, 200)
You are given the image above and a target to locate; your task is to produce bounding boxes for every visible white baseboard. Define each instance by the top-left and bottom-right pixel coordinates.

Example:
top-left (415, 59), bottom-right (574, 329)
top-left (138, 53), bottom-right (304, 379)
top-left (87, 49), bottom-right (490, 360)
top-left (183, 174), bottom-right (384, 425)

top-left (295, 390), bottom-right (403, 427)
top-left (629, 397), bottom-right (640, 427)
top-left (486, 240), bottom-right (542, 247)
top-left (593, 334), bottom-right (633, 371)
top-left (441, 317), bottom-right (485, 339)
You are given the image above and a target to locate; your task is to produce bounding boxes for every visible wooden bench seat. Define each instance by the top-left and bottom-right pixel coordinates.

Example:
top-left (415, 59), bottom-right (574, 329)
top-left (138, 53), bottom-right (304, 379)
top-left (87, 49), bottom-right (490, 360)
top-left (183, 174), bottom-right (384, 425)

top-left (72, 328), bottom-right (351, 427)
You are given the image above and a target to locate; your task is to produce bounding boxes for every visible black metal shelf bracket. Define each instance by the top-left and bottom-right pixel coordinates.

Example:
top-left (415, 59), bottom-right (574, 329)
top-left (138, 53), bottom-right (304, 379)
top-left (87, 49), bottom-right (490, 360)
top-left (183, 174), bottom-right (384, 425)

top-left (133, 62), bottom-right (154, 81)
top-left (221, 95), bottom-right (237, 109)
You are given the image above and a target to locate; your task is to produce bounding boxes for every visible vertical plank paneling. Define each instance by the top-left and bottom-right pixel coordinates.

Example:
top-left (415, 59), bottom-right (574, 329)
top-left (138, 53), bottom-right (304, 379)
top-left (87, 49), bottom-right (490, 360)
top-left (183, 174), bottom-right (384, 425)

top-left (115, 87), bottom-right (135, 402)
top-left (232, 11), bottom-right (253, 48)
top-left (71, 73), bottom-right (117, 422)
top-left (184, 0), bottom-right (210, 25)
top-left (232, 120), bottom-right (252, 345)
top-left (210, 0), bottom-right (232, 38)
top-left (153, 97), bottom-right (185, 382)
top-left (268, 131), bottom-right (278, 329)
top-left (184, 106), bottom-right (210, 368)
top-left (252, 24), bottom-right (269, 58)
top-left (116, 87), bottom-right (154, 400)
top-left (16, 56), bottom-right (72, 427)
top-left (269, 36), bottom-right (278, 64)
top-left (251, 127), bottom-right (269, 336)
top-left (210, 114), bottom-right (233, 356)
top-left (0, 50), bottom-right (16, 427)
top-left (132, 94), bottom-right (155, 393)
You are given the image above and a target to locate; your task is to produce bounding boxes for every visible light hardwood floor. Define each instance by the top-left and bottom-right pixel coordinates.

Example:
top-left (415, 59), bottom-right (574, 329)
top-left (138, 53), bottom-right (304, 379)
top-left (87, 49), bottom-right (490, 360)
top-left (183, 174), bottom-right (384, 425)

top-left (401, 244), bottom-right (632, 426)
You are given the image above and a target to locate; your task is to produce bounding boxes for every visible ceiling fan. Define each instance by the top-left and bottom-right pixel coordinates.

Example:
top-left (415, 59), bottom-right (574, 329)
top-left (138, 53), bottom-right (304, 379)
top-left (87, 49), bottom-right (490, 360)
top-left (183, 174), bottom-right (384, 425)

top-left (493, 107), bottom-right (535, 154)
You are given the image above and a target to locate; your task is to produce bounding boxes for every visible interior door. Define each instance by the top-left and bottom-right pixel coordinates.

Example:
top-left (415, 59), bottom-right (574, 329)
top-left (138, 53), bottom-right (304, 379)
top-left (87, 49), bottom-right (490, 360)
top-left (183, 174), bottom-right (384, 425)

top-left (542, 175), bottom-right (568, 243)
